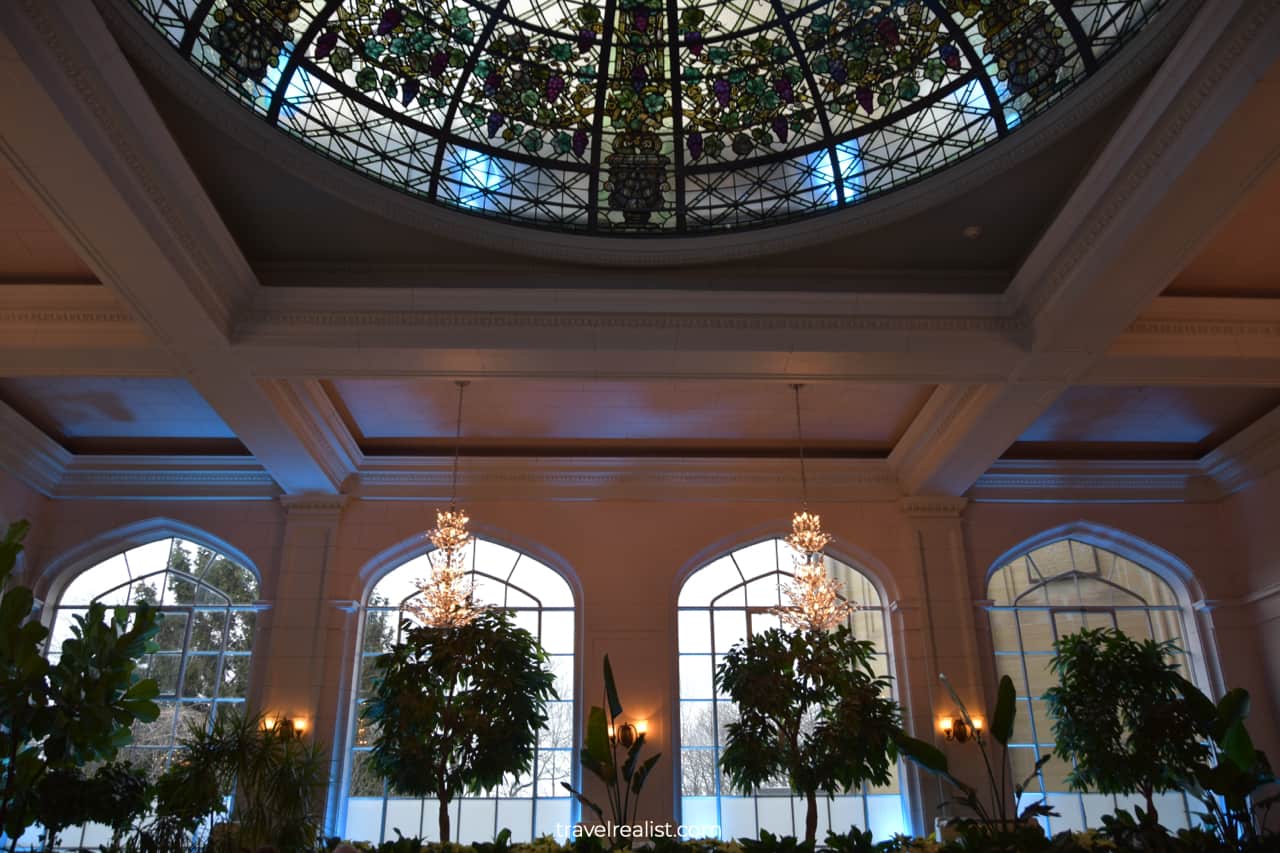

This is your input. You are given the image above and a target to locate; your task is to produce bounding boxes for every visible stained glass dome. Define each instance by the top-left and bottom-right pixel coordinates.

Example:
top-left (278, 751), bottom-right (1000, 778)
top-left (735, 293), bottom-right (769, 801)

top-left (132, 0), bottom-right (1166, 234)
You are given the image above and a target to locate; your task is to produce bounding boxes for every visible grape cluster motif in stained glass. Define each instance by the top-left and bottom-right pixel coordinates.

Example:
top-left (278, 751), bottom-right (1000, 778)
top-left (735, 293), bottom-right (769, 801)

top-left (131, 0), bottom-right (1166, 234)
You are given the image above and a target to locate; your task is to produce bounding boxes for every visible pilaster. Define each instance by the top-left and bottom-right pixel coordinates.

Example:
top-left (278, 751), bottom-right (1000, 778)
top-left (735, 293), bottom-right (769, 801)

top-left (898, 497), bottom-right (985, 832)
top-left (254, 494), bottom-right (349, 753)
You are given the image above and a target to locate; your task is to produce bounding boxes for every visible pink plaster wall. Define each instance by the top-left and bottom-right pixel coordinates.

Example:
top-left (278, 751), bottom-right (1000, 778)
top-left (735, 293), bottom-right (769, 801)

top-left (1221, 468), bottom-right (1280, 770)
top-left (8, 475), bottom-right (1278, 838)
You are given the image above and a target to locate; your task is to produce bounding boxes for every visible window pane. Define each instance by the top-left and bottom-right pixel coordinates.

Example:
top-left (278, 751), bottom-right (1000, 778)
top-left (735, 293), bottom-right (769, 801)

top-left (988, 537), bottom-right (1203, 835)
top-left (679, 610), bottom-right (711, 653)
top-left (680, 655), bottom-right (715, 700)
top-left (679, 557), bottom-right (740, 607)
top-left (349, 538), bottom-right (576, 842)
top-left (48, 537), bottom-right (258, 785)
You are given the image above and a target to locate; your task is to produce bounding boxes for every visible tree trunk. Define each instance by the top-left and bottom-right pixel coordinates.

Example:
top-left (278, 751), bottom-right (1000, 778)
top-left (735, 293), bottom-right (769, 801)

top-left (1142, 785), bottom-right (1158, 826)
top-left (804, 790), bottom-right (819, 845)
top-left (439, 795), bottom-right (452, 843)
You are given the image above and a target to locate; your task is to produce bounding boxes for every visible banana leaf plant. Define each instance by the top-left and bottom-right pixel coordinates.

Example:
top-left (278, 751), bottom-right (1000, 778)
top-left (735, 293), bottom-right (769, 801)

top-left (561, 655), bottom-right (661, 845)
top-left (895, 674), bottom-right (1054, 832)
top-left (1178, 683), bottom-right (1276, 847)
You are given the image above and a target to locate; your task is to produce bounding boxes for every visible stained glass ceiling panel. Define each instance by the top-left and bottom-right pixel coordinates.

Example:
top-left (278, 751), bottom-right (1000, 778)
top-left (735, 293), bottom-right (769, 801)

top-left (129, 0), bottom-right (1167, 235)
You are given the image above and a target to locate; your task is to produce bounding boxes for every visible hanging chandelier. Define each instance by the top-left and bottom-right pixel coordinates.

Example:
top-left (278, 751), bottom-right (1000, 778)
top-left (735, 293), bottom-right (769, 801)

top-left (775, 384), bottom-right (855, 633)
top-left (409, 381), bottom-right (486, 628)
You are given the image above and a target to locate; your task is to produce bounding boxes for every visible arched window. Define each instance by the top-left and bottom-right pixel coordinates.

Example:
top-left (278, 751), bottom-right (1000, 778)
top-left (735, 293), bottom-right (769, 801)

top-left (677, 539), bottom-right (904, 840)
top-left (46, 537), bottom-right (260, 775)
top-left (987, 537), bottom-right (1204, 833)
top-left (345, 538), bottom-right (576, 844)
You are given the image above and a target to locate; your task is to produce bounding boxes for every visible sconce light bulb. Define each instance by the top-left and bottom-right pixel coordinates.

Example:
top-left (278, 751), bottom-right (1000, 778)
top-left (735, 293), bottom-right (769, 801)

top-left (635, 720), bottom-right (648, 735)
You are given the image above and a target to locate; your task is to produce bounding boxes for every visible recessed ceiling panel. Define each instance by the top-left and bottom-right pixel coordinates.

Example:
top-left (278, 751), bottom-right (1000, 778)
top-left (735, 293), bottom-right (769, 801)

top-left (326, 378), bottom-right (932, 454)
top-left (0, 170), bottom-right (96, 283)
top-left (0, 377), bottom-right (241, 453)
top-left (1009, 386), bottom-right (1280, 458)
top-left (128, 0), bottom-right (1166, 234)
top-left (1164, 161), bottom-right (1280, 298)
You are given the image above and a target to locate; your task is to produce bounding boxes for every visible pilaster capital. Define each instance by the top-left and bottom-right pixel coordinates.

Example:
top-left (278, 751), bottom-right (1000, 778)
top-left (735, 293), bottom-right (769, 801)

top-left (900, 496), bottom-right (969, 518)
top-left (280, 493), bottom-right (350, 523)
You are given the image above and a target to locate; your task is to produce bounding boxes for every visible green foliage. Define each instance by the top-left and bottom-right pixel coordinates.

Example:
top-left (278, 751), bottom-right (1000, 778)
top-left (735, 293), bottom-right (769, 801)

top-left (0, 519), bottom-right (161, 843)
top-left (716, 626), bottom-right (901, 845)
top-left (739, 830), bottom-right (815, 853)
top-left (33, 761), bottom-right (151, 850)
top-left (142, 707), bottom-right (329, 853)
top-left (1044, 628), bottom-right (1210, 825)
top-left (364, 608), bottom-right (558, 842)
top-left (1176, 685), bottom-right (1277, 846)
top-left (562, 655), bottom-right (662, 847)
top-left (822, 828), bottom-right (894, 853)
top-left (895, 674), bottom-right (1053, 831)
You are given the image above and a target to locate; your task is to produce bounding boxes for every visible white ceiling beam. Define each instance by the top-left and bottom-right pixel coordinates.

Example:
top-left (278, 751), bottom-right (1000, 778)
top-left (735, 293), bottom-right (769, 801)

top-left (0, 285), bottom-right (1275, 383)
top-left (0, 284), bottom-right (167, 375)
top-left (0, 2), bottom-right (353, 494)
top-left (888, 0), bottom-right (1280, 496)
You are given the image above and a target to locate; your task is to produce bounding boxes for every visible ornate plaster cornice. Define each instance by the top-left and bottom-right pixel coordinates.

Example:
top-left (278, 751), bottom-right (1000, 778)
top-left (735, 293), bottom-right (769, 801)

top-left (355, 456), bottom-right (899, 502)
top-left (1200, 405), bottom-right (1280, 496)
top-left (970, 459), bottom-right (1218, 503)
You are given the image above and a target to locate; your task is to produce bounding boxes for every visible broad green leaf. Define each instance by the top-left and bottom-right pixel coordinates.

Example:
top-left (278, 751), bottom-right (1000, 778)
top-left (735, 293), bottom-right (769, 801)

top-left (603, 654), bottom-right (623, 719)
top-left (1216, 688), bottom-right (1250, 730)
top-left (585, 705), bottom-right (613, 770)
top-left (991, 674), bottom-right (1017, 747)
top-left (0, 585), bottom-right (34, 630)
top-left (1222, 721), bottom-right (1256, 771)
top-left (893, 733), bottom-right (948, 775)
top-left (632, 754), bottom-right (661, 793)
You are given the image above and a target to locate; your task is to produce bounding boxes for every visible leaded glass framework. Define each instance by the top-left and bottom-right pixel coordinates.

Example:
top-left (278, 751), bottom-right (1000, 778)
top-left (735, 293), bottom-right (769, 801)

top-left (677, 538), bottom-right (904, 840)
top-left (345, 538), bottom-right (577, 844)
top-left (986, 537), bottom-right (1205, 834)
top-left (129, 0), bottom-right (1166, 233)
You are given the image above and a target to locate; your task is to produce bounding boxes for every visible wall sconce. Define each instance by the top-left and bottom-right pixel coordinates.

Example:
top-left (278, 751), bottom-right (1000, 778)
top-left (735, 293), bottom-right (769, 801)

top-left (609, 719), bottom-right (649, 748)
top-left (264, 714), bottom-right (308, 738)
top-left (940, 714), bottom-right (983, 744)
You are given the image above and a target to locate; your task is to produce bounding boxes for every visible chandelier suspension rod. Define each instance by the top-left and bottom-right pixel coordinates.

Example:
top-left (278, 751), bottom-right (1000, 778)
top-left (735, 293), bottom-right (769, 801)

top-left (792, 383), bottom-right (808, 508)
top-left (450, 380), bottom-right (469, 508)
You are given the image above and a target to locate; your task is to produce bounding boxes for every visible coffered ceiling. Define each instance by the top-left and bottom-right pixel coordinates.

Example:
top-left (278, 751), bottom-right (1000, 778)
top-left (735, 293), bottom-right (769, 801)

top-left (0, 169), bottom-right (95, 284)
top-left (0, 0), bottom-right (1277, 505)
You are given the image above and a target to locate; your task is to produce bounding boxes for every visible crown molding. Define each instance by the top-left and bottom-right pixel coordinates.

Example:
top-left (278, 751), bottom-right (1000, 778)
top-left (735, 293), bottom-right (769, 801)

top-left (0, 400), bottom-right (70, 496)
top-left (56, 456), bottom-right (279, 500)
top-left (255, 264), bottom-right (1013, 295)
top-left (970, 459), bottom-right (1218, 503)
top-left (354, 456), bottom-right (899, 502)
top-left (1200, 404), bottom-right (1280, 496)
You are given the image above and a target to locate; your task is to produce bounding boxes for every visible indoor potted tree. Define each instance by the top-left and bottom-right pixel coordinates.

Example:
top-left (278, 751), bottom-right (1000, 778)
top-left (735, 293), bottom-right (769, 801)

top-left (1043, 627), bottom-right (1209, 827)
top-left (0, 520), bottom-right (162, 847)
top-left (716, 625), bottom-right (902, 846)
top-left (362, 608), bottom-right (558, 842)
